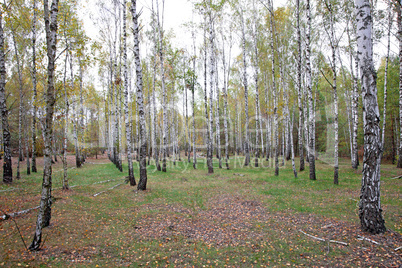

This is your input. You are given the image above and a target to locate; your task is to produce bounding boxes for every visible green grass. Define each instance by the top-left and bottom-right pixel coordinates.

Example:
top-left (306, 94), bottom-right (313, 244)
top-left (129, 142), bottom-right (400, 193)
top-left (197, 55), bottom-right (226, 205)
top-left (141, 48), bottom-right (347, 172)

top-left (0, 154), bottom-right (401, 267)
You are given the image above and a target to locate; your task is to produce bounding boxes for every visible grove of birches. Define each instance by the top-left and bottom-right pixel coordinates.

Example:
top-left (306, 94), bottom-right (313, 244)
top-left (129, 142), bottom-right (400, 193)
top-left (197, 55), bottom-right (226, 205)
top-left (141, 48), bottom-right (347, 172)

top-left (0, 0), bottom-right (399, 251)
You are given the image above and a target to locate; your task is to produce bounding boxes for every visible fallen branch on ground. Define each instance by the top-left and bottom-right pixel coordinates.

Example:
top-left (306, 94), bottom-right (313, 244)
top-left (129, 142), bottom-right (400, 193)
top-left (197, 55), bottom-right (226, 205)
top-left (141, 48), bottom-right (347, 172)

top-left (395, 246), bottom-right (402, 251)
top-left (357, 236), bottom-right (379, 245)
top-left (299, 230), bottom-right (348, 246)
top-left (390, 175), bottom-right (402, 180)
top-left (93, 179), bottom-right (121, 185)
top-left (0, 187), bottom-right (20, 193)
top-left (0, 206), bottom-right (40, 221)
top-left (93, 183), bottom-right (124, 197)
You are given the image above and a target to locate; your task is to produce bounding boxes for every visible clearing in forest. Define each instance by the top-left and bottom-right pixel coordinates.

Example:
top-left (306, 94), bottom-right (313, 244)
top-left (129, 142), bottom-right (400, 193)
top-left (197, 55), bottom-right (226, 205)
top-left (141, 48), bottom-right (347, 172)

top-left (0, 154), bottom-right (401, 267)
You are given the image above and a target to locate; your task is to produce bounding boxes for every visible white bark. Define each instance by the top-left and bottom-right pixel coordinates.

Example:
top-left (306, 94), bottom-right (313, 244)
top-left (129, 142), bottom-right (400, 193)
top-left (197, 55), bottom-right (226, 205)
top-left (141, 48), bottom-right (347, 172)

top-left (0, 8), bottom-right (12, 183)
top-left (268, 0), bottom-right (279, 176)
top-left (207, 12), bottom-right (215, 174)
top-left (29, 0), bottom-right (59, 251)
top-left (240, 8), bottom-right (250, 167)
top-left (381, 2), bottom-right (393, 154)
top-left (399, 4), bottom-right (402, 168)
top-left (62, 49), bottom-right (69, 190)
top-left (296, 0), bottom-right (304, 171)
top-left (156, 0), bottom-right (167, 172)
top-left (131, 0), bottom-right (148, 190)
top-left (123, 0), bottom-right (136, 186)
top-left (356, 0), bottom-right (386, 234)
top-left (31, 0), bottom-right (38, 173)
top-left (307, 0), bottom-right (316, 180)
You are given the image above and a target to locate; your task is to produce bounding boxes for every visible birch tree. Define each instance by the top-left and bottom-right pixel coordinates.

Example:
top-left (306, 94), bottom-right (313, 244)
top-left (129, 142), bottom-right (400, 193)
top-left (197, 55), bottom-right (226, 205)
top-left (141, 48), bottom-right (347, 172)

top-left (123, 0), bottom-right (136, 186)
top-left (156, 0), bottom-right (168, 173)
top-left (207, 9), bottom-right (215, 174)
top-left (29, 0), bottom-right (59, 251)
top-left (240, 7), bottom-right (250, 167)
top-left (62, 51), bottom-right (69, 190)
top-left (307, 0), bottom-right (316, 180)
top-left (356, 0), bottom-right (386, 234)
top-left (31, 0), bottom-right (38, 173)
top-left (296, 0), bottom-right (304, 171)
top-left (131, 0), bottom-right (148, 190)
top-left (397, 2), bottom-right (402, 168)
top-left (151, 2), bottom-right (161, 171)
top-left (268, 0), bottom-right (279, 176)
top-left (0, 4), bottom-right (12, 184)
top-left (381, 1), bottom-right (393, 154)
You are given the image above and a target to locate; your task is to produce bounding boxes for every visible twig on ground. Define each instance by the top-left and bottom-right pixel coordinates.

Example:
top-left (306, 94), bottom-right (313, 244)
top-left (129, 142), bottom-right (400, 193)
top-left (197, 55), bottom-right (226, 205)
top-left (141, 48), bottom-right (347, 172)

top-left (0, 206), bottom-right (40, 221)
top-left (93, 183), bottom-right (124, 197)
top-left (394, 246), bottom-right (401, 251)
top-left (299, 230), bottom-right (348, 246)
top-left (357, 236), bottom-right (379, 245)
top-left (0, 187), bottom-right (20, 193)
top-left (321, 224), bottom-right (334, 229)
top-left (390, 175), bottom-right (402, 180)
top-left (0, 209), bottom-right (28, 251)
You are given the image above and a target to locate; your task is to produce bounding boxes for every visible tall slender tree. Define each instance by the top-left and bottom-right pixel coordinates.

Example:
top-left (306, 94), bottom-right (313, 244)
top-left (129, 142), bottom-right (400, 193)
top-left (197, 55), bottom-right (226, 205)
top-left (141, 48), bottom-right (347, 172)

top-left (296, 0), bottom-right (304, 172)
top-left (131, 0), bottom-right (148, 190)
top-left (381, 1), bottom-right (393, 154)
top-left (0, 4), bottom-right (12, 183)
top-left (31, 0), bottom-right (38, 173)
top-left (207, 10), bottom-right (215, 174)
top-left (268, 0), bottom-right (279, 176)
top-left (240, 7), bottom-right (250, 167)
top-left (397, 1), bottom-right (402, 168)
top-left (156, 0), bottom-right (168, 173)
top-left (356, 0), bottom-right (386, 234)
top-left (123, 0), bottom-right (136, 186)
top-left (29, 0), bottom-right (59, 251)
top-left (307, 0), bottom-right (316, 180)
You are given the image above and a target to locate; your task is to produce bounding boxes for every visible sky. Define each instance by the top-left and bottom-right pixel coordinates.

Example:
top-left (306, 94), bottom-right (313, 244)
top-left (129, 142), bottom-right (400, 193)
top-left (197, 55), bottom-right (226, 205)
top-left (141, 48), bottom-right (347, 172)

top-left (80, 0), bottom-right (289, 49)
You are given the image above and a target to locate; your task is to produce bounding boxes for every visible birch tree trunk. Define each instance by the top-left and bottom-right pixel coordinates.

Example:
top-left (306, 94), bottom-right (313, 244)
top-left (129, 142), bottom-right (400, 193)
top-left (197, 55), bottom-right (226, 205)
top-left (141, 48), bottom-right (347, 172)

top-left (31, 0), bottom-right (38, 173)
top-left (356, 0), bottom-right (386, 234)
top-left (131, 0), bottom-right (148, 190)
top-left (152, 30), bottom-right (161, 171)
top-left (79, 58), bottom-right (85, 165)
top-left (25, 115), bottom-right (30, 175)
top-left (397, 3), bottom-right (402, 168)
top-left (207, 13), bottom-right (215, 174)
top-left (123, 0), bottom-right (136, 186)
top-left (62, 49), bottom-right (69, 190)
top-left (296, 0), bottom-right (304, 171)
top-left (347, 20), bottom-right (360, 170)
top-left (240, 9), bottom-right (250, 167)
top-left (11, 27), bottom-right (24, 180)
top-left (172, 93), bottom-right (176, 166)
top-left (307, 0), bottom-right (316, 180)
top-left (329, 1), bottom-right (339, 185)
top-left (290, 108), bottom-right (298, 178)
top-left (185, 61), bottom-right (191, 163)
top-left (192, 29), bottom-right (197, 169)
top-left (151, 5), bottom-right (161, 171)
top-left (156, 0), bottom-right (167, 172)
top-left (0, 9), bottom-right (12, 183)
top-left (215, 54), bottom-right (222, 169)
top-left (29, 0), bottom-right (59, 251)
top-left (381, 2), bottom-right (393, 154)
top-left (252, 9), bottom-right (260, 168)
top-left (222, 32), bottom-right (230, 170)
top-left (268, 0), bottom-right (279, 176)
top-left (71, 55), bottom-right (81, 168)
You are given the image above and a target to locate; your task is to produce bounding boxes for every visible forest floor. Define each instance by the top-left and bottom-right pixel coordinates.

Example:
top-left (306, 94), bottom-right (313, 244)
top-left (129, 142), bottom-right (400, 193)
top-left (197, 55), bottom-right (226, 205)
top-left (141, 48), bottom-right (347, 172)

top-left (0, 153), bottom-right (401, 267)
